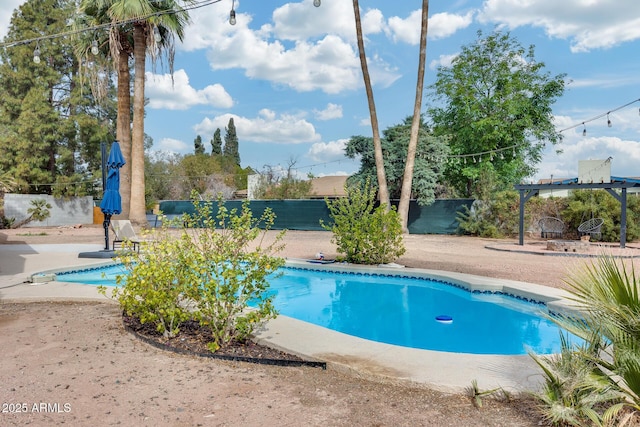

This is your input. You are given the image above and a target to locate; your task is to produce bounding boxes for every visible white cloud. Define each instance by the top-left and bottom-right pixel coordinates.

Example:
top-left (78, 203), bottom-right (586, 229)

top-left (314, 103), bottom-right (343, 120)
top-left (388, 10), bottom-right (473, 44)
top-left (194, 112), bottom-right (320, 144)
top-left (429, 53), bottom-right (458, 70)
top-left (181, 1), bottom-right (400, 94)
top-left (478, 0), bottom-right (640, 52)
top-left (154, 137), bottom-right (191, 153)
top-left (145, 69), bottom-right (233, 110)
top-left (307, 139), bottom-right (349, 162)
top-left (359, 117), bottom-right (371, 127)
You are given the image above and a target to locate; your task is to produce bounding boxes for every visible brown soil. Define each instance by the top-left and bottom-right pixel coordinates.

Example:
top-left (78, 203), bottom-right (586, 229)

top-left (2, 225), bottom-right (640, 426)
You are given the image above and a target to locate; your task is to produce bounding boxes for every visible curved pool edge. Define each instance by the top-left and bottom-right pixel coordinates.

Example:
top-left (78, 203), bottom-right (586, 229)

top-left (16, 257), bottom-right (581, 393)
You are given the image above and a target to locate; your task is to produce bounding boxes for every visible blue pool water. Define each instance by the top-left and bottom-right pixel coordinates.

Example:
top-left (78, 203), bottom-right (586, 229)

top-left (55, 264), bottom-right (574, 355)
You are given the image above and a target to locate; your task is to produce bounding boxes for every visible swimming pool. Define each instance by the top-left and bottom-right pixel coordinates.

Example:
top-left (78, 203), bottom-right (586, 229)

top-left (55, 263), bottom-right (576, 355)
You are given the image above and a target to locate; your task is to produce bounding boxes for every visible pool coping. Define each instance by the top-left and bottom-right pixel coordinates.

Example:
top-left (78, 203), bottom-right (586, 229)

top-left (7, 256), bottom-right (585, 394)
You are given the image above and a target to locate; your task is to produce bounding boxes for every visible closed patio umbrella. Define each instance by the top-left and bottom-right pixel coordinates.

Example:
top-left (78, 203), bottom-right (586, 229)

top-left (99, 141), bottom-right (125, 250)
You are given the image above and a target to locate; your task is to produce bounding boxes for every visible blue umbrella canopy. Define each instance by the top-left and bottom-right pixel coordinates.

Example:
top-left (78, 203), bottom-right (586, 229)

top-left (100, 142), bottom-right (125, 216)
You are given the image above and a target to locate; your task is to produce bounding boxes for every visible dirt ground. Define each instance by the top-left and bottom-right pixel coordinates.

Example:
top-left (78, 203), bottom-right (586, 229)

top-left (2, 225), bottom-right (640, 426)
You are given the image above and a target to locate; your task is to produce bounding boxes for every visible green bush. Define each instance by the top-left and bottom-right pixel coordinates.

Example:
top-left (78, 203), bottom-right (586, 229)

top-left (181, 198), bottom-right (285, 351)
top-left (102, 195), bottom-right (285, 351)
top-left (322, 179), bottom-right (405, 264)
top-left (531, 256), bottom-right (640, 425)
top-left (457, 190), bottom-right (521, 238)
top-left (108, 234), bottom-right (194, 338)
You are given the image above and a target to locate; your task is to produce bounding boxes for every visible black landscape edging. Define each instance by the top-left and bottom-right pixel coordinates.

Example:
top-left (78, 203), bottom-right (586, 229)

top-left (123, 321), bottom-right (327, 370)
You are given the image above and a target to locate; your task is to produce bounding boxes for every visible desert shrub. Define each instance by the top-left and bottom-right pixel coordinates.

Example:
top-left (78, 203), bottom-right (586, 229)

top-left (321, 179), bottom-right (405, 264)
top-left (102, 195), bottom-right (285, 351)
top-left (457, 190), bottom-right (520, 238)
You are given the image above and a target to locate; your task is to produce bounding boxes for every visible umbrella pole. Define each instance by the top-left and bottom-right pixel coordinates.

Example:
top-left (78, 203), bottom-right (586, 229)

top-left (103, 214), bottom-right (111, 250)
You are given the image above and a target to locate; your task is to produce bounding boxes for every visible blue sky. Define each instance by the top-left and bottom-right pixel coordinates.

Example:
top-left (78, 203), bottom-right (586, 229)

top-left (2, 0), bottom-right (640, 182)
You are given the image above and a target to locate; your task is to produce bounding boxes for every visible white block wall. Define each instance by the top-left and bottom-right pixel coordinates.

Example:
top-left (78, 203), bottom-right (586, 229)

top-left (4, 194), bottom-right (93, 227)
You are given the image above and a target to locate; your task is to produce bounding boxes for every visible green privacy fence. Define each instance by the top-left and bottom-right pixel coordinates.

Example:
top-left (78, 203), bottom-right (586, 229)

top-left (157, 199), bottom-right (474, 235)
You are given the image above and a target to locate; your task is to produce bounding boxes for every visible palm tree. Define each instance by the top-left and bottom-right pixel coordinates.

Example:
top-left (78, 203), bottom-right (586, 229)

top-left (79, 0), bottom-right (134, 218)
top-left (84, 0), bottom-right (191, 225)
top-left (352, 0), bottom-right (389, 208)
top-left (397, 0), bottom-right (429, 233)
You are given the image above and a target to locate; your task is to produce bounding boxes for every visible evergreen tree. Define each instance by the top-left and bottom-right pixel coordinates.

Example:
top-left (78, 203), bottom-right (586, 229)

top-left (211, 128), bottom-right (222, 156)
top-left (0, 0), bottom-right (114, 196)
top-left (194, 135), bottom-right (205, 155)
top-left (223, 118), bottom-right (240, 166)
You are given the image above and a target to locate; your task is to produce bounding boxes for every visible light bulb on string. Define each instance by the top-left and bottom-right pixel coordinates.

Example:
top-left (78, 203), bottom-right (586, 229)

top-left (607, 113), bottom-right (612, 128)
top-left (33, 43), bottom-right (41, 64)
top-left (500, 152), bottom-right (504, 160)
top-left (582, 123), bottom-right (587, 136)
top-left (478, 155), bottom-right (482, 163)
top-left (91, 40), bottom-right (99, 55)
top-left (153, 26), bottom-right (161, 43)
top-left (229, 0), bottom-right (236, 25)
top-left (313, 0), bottom-right (321, 6)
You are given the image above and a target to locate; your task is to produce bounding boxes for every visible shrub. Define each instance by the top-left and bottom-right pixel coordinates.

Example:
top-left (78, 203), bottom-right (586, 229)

top-left (531, 256), bottom-right (640, 425)
top-left (322, 179), bottom-right (405, 264)
top-left (457, 190), bottom-right (520, 238)
top-left (181, 198), bottom-right (285, 351)
top-left (102, 195), bottom-right (285, 351)
top-left (107, 234), bottom-right (193, 338)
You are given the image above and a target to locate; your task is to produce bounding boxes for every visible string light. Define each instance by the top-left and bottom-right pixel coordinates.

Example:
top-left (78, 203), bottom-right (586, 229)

top-left (559, 97), bottom-right (640, 134)
top-left (153, 26), bottom-right (161, 43)
top-left (0, 0), bottom-right (226, 50)
top-left (33, 43), bottom-right (40, 63)
top-left (229, 0), bottom-right (236, 25)
top-left (607, 113), bottom-right (612, 128)
top-left (582, 123), bottom-right (587, 137)
top-left (90, 39), bottom-right (99, 55)
top-left (313, 0), bottom-right (321, 6)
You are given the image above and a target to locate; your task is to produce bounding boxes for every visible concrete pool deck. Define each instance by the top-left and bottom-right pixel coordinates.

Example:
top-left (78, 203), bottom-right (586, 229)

top-left (0, 242), bottom-right (583, 394)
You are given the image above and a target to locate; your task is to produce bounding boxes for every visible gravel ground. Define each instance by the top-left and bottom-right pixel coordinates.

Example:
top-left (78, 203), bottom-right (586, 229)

top-left (1, 225), bottom-right (639, 426)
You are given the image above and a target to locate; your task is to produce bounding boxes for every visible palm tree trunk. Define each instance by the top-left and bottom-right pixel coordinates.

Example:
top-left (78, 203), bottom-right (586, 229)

top-left (352, 0), bottom-right (389, 208)
top-left (116, 47), bottom-right (132, 219)
top-left (398, 0), bottom-right (429, 233)
top-left (129, 23), bottom-right (147, 226)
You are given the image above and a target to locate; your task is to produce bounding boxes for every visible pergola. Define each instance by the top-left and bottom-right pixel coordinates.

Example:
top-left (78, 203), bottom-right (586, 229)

top-left (514, 177), bottom-right (640, 249)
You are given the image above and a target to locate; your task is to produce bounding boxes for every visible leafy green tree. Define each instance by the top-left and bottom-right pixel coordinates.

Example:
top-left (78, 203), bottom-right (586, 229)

top-left (322, 179), bottom-right (405, 265)
top-left (194, 134), bottom-right (205, 155)
top-left (346, 117), bottom-right (449, 205)
top-left (223, 117), bottom-right (240, 166)
top-left (211, 128), bottom-right (222, 156)
top-left (428, 30), bottom-right (566, 197)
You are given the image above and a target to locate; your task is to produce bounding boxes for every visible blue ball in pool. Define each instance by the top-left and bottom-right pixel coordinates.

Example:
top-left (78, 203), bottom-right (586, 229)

top-left (435, 315), bottom-right (453, 324)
